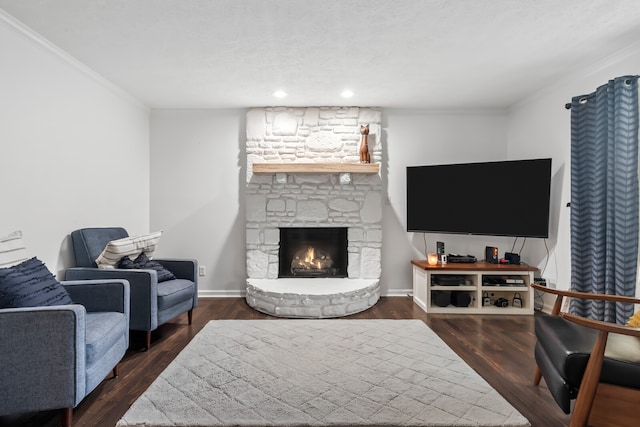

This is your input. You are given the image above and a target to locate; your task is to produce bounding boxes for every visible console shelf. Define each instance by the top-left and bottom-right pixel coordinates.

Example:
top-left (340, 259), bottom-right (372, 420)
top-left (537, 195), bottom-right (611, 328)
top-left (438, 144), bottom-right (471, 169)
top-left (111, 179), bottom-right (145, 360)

top-left (411, 260), bottom-right (537, 315)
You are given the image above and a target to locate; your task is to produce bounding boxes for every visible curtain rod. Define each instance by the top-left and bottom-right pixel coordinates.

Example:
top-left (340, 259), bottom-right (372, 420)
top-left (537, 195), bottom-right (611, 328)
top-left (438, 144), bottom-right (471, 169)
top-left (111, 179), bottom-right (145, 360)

top-left (565, 103), bottom-right (571, 110)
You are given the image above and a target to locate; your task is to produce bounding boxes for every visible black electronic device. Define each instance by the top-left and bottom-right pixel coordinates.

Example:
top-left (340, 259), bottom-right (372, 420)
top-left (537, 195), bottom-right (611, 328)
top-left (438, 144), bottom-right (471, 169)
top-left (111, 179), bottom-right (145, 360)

top-left (432, 291), bottom-right (451, 307)
top-left (534, 277), bottom-right (547, 286)
top-left (406, 158), bottom-right (552, 237)
top-left (485, 246), bottom-right (499, 264)
top-left (436, 241), bottom-right (446, 263)
top-left (494, 297), bottom-right (509, 307)
top-left (447, 254), bottom-right (477, 263)
top-left (451, 291), bottom-right (472, 307)
top-left (504, 252), bottom-right (521, 264)
top-left (431, 275), bottom-right (466, 286)
top-left (483, 275), bottom-right (525, 286)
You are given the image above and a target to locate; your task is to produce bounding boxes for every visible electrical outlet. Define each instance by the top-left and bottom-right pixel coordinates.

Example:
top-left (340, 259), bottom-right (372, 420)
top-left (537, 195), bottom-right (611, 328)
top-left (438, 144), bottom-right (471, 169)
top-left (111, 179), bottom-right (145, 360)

top-left (198, 266), bottom-right (206, 277)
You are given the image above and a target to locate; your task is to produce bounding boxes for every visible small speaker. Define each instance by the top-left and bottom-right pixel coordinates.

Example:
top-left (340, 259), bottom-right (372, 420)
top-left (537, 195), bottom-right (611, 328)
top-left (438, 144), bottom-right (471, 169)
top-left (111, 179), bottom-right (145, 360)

top-left (505, 252), bottom-right (521, 264)
top-left (432, 291), bottom-right (451, 307)
top-left (485, 246), bottom-right (499, 264)
top-left (451, 291), bottom-right (472, 307)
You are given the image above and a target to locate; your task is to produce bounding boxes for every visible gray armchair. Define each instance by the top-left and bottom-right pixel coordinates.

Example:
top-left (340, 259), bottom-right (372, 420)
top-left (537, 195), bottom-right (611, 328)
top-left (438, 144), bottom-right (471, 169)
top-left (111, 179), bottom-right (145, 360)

top-left (0, 279), bottom-right (130, 427)
top-left (65, 227), bottom-right (198, 350)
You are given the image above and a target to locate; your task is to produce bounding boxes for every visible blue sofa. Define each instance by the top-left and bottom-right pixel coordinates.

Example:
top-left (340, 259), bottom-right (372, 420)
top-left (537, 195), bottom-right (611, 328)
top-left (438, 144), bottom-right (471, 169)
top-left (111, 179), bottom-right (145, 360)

top-left (0, 279), bottom-right (130, 427)
top-left (65, 227), bottom-right (198, 349)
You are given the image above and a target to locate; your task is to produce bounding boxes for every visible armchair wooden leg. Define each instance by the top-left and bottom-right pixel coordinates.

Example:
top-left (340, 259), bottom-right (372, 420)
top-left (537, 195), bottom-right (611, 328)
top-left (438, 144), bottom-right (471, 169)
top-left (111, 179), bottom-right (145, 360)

top-left (570, 330), bottom-right (608, 427)
top-left (188, 309), bottom-right (193, 325)
top-left (145, 331), bottom-right (151, 351)
top-left (60, 407), bottom-right (72, 427)
top-left (533, 366), bottom-right (542, 386)
top-left (113, 363), bottom-right (120, 378)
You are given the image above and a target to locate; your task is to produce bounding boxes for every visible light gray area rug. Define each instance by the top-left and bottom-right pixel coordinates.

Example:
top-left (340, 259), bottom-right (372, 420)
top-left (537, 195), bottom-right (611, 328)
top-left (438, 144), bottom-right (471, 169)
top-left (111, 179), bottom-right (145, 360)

top-left (117, 320), bottom-right (530, 427)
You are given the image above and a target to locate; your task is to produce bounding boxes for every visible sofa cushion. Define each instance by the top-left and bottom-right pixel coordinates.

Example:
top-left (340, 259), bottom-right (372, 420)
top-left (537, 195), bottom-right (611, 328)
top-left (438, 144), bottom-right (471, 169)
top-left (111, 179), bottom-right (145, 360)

top-left (118, 252), bottom-right (176, 282)
top-left (0, 257), bottom-right (73, 308)
top-left (0, 230), bottom-right (28, 268)
top-left (157, 279), bottom-right (195, 310)
top-left (85, 311), bottom-right (128, 366)
top-left (95, 231), bottom-right (162, 269)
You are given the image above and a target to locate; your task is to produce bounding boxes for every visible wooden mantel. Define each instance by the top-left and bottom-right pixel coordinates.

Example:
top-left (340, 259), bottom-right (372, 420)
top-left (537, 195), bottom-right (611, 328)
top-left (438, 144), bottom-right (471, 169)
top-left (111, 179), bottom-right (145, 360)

top-left (252, 162), bottom-right (380, 174)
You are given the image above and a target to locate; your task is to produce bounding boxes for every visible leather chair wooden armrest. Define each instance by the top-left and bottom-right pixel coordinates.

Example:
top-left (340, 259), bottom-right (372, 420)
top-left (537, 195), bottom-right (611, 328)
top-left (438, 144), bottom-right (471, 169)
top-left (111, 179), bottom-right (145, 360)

top-left (531, 283), bottom-right (640, 427)
top-left (560, 313), bottom-right (640, 427)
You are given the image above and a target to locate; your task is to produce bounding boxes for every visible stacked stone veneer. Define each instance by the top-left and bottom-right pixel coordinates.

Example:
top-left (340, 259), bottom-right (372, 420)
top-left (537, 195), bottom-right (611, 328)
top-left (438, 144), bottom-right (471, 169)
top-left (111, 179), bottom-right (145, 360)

top-left (245, 107), bottom-right (382, 281)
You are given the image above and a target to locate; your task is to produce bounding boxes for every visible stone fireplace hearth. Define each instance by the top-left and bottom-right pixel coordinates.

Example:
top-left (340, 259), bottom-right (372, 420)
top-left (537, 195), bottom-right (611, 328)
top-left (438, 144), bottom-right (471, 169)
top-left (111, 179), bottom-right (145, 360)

top-left (245, 107), bottom-right (382, 318)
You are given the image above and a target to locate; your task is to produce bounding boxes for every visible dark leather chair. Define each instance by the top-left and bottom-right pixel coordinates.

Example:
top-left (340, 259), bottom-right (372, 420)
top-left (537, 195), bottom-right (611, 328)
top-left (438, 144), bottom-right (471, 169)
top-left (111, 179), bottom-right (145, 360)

top-left (532, 283), bottom-right (640, 427)
top-left (65, 227), bottom-right (198, 350)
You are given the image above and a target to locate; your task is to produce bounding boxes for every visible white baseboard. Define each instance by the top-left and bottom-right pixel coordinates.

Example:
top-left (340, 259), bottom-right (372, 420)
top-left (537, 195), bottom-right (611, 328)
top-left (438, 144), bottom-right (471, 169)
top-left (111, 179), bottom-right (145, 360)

top-left (384, 289), bottom-right (413, 297)
top-left (198, 290), bottom-right (246, 298)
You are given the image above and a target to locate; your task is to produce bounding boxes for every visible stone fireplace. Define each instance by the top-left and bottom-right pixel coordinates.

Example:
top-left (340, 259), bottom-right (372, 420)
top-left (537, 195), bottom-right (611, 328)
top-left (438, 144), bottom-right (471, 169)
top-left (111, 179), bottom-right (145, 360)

top-left (245, 107), bottom-right (382, 317)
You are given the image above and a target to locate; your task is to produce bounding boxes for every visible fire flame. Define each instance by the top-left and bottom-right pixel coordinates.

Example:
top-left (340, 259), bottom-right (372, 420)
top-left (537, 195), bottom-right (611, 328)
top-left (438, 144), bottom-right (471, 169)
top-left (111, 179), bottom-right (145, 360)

top-left (290, 245), bottom-right (334, 276)
top-left (305, 246), bottom-right (314, 264)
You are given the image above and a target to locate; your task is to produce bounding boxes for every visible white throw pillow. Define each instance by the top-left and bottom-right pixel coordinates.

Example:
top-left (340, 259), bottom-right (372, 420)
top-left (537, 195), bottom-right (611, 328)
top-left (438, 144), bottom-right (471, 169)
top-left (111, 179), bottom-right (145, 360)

top-left (0, 230), bottom-right (28, 268)
top-left (95, 231), bottom-right (163, 269)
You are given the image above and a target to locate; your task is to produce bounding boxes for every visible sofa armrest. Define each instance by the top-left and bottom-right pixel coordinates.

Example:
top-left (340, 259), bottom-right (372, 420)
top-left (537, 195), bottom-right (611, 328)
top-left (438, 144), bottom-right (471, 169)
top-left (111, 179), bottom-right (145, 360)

top-left (155, 258), bottom-right (198, 282)
top-left (62, 279), bottom-right (130, 315)
top-left (0, 305), bottom-right (87, 414)
top-left (65, 267), bottom-right (158, 331)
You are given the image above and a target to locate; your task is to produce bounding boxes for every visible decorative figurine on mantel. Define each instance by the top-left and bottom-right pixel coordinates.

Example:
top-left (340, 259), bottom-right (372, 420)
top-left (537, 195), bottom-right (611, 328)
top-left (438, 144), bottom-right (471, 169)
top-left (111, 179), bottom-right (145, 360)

top-left (359, 124), bottom-right (370, 163)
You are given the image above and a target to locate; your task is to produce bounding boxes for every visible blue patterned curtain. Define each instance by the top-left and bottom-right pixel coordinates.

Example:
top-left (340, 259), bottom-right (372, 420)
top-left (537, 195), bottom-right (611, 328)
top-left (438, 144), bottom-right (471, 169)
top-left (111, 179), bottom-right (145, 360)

top-left (570, 75), bottom-right (639, 324)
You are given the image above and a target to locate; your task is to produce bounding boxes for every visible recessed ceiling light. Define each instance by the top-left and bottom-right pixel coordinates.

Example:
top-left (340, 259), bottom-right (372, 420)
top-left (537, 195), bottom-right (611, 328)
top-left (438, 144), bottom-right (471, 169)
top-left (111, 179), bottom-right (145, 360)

top-left (273, 90), bottom-right (288, 98)
top-left (340, 90), bottom-right (354, 98)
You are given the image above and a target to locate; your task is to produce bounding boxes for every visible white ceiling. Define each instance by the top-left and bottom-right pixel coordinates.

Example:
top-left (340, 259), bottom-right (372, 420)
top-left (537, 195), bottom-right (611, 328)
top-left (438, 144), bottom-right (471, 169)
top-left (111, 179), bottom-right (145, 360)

top-left (2, 0), bottom-right (640, 109)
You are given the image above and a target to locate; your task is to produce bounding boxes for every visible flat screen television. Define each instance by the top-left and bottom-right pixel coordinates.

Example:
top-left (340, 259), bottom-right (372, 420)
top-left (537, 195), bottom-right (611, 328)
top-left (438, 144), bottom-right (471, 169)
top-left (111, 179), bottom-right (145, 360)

top-left (406, 158), bottom-right (552, 238)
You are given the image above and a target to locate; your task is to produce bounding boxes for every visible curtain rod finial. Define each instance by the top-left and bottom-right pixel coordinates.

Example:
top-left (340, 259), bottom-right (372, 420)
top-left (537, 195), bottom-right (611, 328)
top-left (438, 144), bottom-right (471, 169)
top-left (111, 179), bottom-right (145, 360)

top-left (565, 103), bottom-right (572, 110)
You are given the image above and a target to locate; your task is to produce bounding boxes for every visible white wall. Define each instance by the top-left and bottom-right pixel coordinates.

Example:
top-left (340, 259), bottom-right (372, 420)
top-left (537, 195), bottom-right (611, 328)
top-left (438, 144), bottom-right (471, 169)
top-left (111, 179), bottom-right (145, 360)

top-left (0, 15), bottom-right (150, 277)
top-left (507, 40), bottom-right (640, 296)
top-left (149, 110), bottom-right (246, 295)
top-left (382, 110), bottom-right (511, 294)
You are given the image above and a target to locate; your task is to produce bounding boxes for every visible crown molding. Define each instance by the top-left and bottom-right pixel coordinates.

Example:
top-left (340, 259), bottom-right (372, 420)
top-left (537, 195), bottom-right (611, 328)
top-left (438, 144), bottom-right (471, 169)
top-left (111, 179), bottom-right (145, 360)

top-left (509, 39), bottom-right (640, 112)
top-left (0, 8), bottom-right (148, 112)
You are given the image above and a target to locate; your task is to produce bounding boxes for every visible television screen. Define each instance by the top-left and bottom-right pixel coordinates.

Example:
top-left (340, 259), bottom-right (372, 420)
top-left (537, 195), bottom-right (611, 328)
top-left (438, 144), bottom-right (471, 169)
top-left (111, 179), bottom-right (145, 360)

top-left (406, 158), bottom-right (552, 238)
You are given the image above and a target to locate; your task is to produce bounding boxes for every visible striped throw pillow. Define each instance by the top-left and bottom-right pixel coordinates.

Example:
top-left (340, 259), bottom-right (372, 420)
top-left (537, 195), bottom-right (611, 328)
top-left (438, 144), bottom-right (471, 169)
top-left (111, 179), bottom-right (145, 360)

top-left (0, 230), bottom-right (28, 268)
top-left (0, 257), bottom-right (73, 308)
top-left (95, 231), bottom-right (163, 269)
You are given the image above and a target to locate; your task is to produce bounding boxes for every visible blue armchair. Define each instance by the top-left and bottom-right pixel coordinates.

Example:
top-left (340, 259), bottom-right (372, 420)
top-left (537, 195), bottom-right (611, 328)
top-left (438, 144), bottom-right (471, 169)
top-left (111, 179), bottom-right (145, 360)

top-left (0, 279), bottom-right (130, 427)
top-left (64, 227), bottom-right (198, 350)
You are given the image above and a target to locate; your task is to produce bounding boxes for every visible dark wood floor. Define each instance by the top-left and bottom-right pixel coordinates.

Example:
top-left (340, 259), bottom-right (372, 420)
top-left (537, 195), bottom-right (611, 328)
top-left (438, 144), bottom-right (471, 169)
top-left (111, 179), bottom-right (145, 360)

top-left (0, 297), bottom-right (570, 427)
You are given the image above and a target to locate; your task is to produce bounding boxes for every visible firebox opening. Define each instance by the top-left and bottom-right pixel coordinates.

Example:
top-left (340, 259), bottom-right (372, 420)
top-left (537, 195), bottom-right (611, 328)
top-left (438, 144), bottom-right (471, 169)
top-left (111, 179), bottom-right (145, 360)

top-left (279, 227), bottom-right (348, 278)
